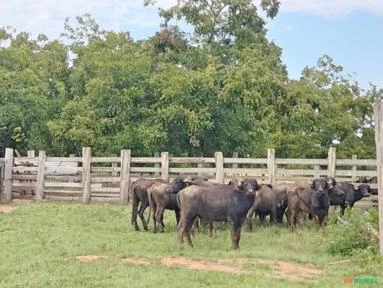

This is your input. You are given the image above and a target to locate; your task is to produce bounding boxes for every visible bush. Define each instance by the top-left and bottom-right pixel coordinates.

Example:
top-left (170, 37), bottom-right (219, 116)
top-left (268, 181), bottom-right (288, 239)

top-left (327, 208), bottom-right (379, 256)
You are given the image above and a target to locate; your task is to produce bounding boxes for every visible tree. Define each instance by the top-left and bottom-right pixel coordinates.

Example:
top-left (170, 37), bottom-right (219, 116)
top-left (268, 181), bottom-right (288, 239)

top-left (0, 28), bottom-right (69, 154)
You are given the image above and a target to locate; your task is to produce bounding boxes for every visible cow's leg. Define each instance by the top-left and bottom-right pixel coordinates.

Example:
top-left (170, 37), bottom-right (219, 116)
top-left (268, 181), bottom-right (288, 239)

top-left (185, 216), bottom-right (197, 247)
top-left (161, 212), bottom-right (165, 228)
top-left (208, 221), bottom-right (213, 237)
top-left (191, 217), bottom-right (200, 236)
top-left (230, 220), bottom-right (242, 250)
top-left (289, 209), bottom-right (296, 231)
top-left (132, 201), bottom-right (140, 231)
top-left (156, 207), bottom-right (165, 233)
top-left (177, 218), bottom-right (186, 243)
top-left (151, 201), bottom-right (157, 233)
top-left (246, 206), bottom-right (256, 231)
top-left (138, 200), bottom-right (149, 231)
top-left (270, 206), bottom-right (277, 224)
top-left (285, 208), bottom-right (290, 225)
top-left (175, 209), bottom-right (181, 225)
top-left (340, 205), bottom-right (345, 215)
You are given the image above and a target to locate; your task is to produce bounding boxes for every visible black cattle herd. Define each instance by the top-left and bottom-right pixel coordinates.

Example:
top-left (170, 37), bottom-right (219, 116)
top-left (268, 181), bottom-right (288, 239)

top-left (130, 175), bottom-right (374, 249)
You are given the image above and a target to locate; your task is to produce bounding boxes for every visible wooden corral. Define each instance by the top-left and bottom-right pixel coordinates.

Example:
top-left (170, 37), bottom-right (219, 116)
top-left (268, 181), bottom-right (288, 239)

top-left (0, 147), bottom-right (378, 206)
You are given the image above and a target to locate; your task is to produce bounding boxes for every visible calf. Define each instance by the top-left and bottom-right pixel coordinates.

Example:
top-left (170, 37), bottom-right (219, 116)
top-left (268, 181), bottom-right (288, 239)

top-left (274, 185), bottom-right (288, 223)
top-left (246, 184), bottom-right (276, 230)
top-left (147, 182), bottom-right (180, 233)
top-left (287, 182), bottom-right (312, 229)
top-left (287, 179), bottom-right (338, 230)
top-left (177, 178), bottom-right (258, 249)
top-left (131, 178), bottom-right (167, 231)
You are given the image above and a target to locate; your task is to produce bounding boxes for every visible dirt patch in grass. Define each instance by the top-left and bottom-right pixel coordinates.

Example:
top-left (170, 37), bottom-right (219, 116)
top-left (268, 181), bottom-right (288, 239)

top-left (221, 258), bottom-right (322, 281)
top-left (122, 257), bottom-right (151, 266)
top-left (161, 257), bottom-right (248, 275)
top-left (270, 260), bottom-right (322, 280)
top-left (0, 205), bottom-right (18, 213)
top-left (76, 255), bottom-right (106, 262)
top-left (75, 254), bottom-right (322, 280)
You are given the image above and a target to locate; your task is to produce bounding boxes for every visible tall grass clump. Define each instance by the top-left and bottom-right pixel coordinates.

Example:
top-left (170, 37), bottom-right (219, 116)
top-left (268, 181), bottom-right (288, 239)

top-left (327, 208), bottom-right (379, 256)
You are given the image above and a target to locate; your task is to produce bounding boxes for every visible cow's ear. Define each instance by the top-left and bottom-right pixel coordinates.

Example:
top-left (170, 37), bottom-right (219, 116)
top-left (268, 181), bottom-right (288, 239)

top-left (229, 178), bottom-right (239, 187)
top-left (327, 177), bottom-right (336, 188)
top-left (267, 184), bottom-right (273, 189)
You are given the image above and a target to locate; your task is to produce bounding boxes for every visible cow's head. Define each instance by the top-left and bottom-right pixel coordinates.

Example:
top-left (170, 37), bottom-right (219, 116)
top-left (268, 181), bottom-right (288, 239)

top-left (239, 178), bottom-right (259, 195)
top-left (166, 177), bottom-right (190, 194)
top-left (311, 178), bottom-right (329, 197)
top-left (323, 176), bottom-right (337, 189)
top-left (357, 184), bottom-right (371, 198)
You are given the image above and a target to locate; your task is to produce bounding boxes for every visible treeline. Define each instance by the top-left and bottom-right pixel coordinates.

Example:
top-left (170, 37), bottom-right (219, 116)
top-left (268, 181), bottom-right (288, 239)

top-left (0, 0), bottom-right (381, 158)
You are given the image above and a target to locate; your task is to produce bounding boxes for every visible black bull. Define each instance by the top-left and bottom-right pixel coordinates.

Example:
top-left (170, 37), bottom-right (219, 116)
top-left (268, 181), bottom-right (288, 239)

top-left (176, 179), bottom-right (258, 249)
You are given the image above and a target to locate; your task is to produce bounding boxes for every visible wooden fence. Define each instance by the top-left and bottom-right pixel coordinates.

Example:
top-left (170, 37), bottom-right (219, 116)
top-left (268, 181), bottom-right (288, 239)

top-left (0, 147), bottom-right (378, 204)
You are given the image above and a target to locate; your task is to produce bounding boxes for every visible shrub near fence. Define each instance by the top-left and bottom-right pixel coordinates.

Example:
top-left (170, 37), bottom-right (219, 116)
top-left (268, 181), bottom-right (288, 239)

top-left (0, 147), bottom-right (378, 204)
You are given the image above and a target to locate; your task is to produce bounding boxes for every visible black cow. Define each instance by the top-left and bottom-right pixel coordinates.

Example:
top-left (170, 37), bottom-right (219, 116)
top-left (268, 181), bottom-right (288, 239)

top-left (311, 179), bottom-right (331, 229)
top-left (177, 178), bottom-right (258, 249)
top-left (166, 176), bottom-right (225, 236)
top-left (356, 176), bottom-right (377, 195)
top-left (329, 183), bottom-right (371, 215)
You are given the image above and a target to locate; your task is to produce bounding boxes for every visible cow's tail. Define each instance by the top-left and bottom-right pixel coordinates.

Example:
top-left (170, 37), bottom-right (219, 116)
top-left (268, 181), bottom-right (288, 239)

top-left (131, 183), bottom-right (138, 226)
top-left (147, 186), bottom-right (154, 225)
top-left (127, 180), bottom-right (135, 204)
top-left (177, 192), bottom-right (182, 210)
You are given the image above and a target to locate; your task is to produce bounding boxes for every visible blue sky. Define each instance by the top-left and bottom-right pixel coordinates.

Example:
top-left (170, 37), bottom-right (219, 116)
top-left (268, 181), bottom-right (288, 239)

top-left (0, 0), bottom-right (382, 90)
top-left (267, 10), bottom-right (383, 90)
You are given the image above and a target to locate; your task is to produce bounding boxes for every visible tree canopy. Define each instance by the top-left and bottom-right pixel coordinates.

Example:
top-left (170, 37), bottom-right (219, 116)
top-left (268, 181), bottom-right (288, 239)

top-left (0, 1), bottom-right (380, 158)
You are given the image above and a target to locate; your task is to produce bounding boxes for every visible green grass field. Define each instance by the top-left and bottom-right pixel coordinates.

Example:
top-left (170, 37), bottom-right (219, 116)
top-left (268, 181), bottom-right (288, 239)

top-left (0, 202), bottom-right (382, 288)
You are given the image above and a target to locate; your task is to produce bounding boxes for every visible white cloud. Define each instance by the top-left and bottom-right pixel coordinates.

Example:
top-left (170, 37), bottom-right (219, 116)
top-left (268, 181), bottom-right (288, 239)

top-left (280, 0), bottom-right (383, 17)
top-left (0, 0), bottom-right (176, 40)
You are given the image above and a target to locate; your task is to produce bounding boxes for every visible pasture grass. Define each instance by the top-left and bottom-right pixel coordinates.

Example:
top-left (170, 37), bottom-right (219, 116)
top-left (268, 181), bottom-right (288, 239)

top-left (0, 202), bottom-right (382, 287)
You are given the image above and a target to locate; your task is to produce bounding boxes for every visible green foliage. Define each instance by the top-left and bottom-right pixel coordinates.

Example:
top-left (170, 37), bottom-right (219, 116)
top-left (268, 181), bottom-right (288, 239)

top-left (0, 5), bottom-right (378, 157)
top-left (327, 208), bottom-right (379, 256)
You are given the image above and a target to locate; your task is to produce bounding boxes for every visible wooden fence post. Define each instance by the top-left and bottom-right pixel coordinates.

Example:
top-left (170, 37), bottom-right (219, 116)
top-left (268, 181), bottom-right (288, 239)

top-left (328, 147), bottom-right (336, 179)
top-left (2, 148), bottom-right (13, 203)
top-left (351, 155), bottom-right (357, 181)
top-left (154, 152), bottom-right (160, 177)
top-left (120, 149), bottom-right (131, 204)
top-left (373, 101), bottom-right (383, 256)
top-left (161, 152), bottom-right (169, 182)
top-left (232, 152), bottom-right (238, 169)
top-left (35, 150), bottom-right (46, 201)
top-left (111, 154), bottom-right (118, 177)
top-left (313, 165), bottom-right (320, 179)
top-left (215, 152), bottom-right (224, 184)
top-left (27, 150), bottom-right (35, 157)
top-left (267, 148), bottom-right (276, 186)
top-left (82, 147), bottom-right (92, 204)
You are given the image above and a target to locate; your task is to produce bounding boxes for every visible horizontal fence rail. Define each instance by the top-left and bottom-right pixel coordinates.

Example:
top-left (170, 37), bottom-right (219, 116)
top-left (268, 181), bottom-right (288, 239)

top-left (0, 147), bottom-right (378, 206)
